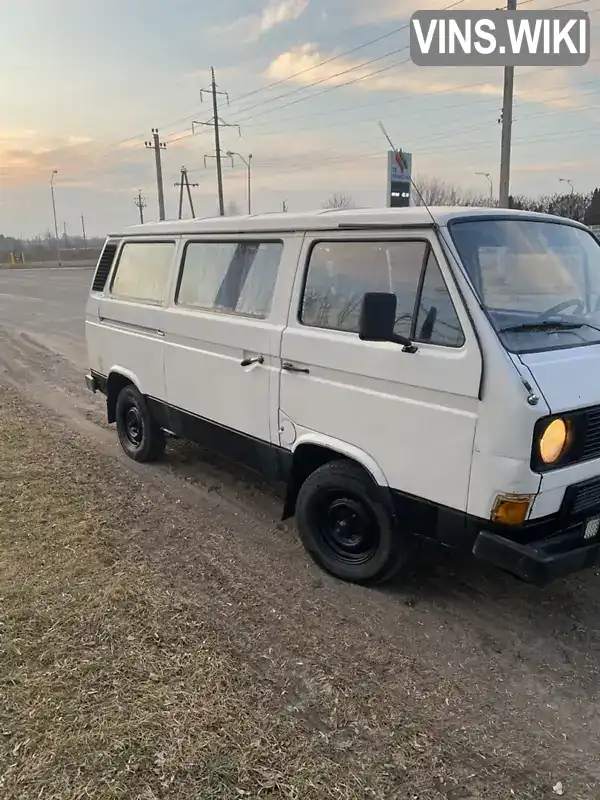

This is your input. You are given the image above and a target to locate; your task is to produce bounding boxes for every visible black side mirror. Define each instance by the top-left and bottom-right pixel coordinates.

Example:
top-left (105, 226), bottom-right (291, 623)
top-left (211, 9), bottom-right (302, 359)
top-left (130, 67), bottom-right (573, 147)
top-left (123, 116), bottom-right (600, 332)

top-left (358, 292), bottom-right (417, 353)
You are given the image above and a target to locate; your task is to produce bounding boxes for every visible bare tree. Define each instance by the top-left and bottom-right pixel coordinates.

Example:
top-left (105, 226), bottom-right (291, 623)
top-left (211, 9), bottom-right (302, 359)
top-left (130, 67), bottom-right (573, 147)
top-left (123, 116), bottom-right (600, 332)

top-left (412, 175), bottom-right (493, 208)
top-left (225, 200), bottom-right (241, 216)
top-left (510, 190), bottom-right (593, 223)
top-left (322, 193), bottom-right (357, 210)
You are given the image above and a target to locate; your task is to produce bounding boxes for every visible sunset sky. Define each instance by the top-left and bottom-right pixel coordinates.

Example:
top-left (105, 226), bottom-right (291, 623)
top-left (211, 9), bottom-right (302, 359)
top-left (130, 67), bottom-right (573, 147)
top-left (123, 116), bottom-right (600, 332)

top-left (0, 0), bottom-right (598, 237)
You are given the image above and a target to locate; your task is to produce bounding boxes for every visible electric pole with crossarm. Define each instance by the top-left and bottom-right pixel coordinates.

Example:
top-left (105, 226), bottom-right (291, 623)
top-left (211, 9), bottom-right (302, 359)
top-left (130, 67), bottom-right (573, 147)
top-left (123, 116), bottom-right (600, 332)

top-left (145, 129), bottom-right (167, 220)
top-left (193, 68), bottom-right (241, 216)
top-left (134, 190), bottom-right (147, 224)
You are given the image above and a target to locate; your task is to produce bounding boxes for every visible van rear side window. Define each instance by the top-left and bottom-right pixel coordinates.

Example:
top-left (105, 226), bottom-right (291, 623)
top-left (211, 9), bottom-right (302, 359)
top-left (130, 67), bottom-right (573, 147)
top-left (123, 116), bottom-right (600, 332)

top-left (111, 241), bottom-right (175, 304)
top-left (176, 241), bottom-right (283, 318)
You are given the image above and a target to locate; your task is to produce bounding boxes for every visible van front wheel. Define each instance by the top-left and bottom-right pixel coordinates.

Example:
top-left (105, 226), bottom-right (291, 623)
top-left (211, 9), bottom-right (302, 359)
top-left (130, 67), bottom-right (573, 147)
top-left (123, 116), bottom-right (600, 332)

top-left (296, 460), bottom-right (408, 585)
top-left (115, 385), bottom-right (165, 463)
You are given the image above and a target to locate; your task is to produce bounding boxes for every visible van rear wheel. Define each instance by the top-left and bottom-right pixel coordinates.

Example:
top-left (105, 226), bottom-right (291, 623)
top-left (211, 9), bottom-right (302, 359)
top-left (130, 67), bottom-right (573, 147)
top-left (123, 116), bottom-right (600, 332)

top-left (115, 385), bottom-right (165, 463)
top-left (296, 460), bottom-right (409, 584)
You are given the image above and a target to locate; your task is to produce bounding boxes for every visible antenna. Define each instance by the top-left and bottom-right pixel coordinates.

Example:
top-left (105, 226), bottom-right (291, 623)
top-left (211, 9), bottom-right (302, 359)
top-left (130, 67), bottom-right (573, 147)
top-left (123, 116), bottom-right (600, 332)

top-left (378, 121), bottom-right (437, 229)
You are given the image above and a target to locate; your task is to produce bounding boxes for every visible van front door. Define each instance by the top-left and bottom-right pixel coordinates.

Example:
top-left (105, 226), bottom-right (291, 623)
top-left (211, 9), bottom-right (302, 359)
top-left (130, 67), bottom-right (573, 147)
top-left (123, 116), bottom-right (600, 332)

top-left (279, 231), bottom-right (483, 512)
top-left (163, 238), bottom-right (287, 479)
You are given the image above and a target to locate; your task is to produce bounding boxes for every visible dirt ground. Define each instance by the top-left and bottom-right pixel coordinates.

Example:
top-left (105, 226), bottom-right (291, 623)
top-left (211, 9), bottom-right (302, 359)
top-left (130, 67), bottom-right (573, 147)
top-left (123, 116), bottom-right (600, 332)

top-left (1, 337), bottom-right (600, 798)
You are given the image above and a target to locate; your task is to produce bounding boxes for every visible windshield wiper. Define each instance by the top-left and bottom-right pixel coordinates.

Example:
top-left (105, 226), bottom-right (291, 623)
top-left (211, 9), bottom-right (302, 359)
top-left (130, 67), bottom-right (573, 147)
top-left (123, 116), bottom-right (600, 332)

top-left (499, 321), bottom-right (600, 334)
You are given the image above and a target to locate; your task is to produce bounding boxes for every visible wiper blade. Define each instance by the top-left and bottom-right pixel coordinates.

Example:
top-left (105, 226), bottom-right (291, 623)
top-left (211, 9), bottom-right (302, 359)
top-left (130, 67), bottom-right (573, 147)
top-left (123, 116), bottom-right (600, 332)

top-left (499, 321), bottom-right (586, 334)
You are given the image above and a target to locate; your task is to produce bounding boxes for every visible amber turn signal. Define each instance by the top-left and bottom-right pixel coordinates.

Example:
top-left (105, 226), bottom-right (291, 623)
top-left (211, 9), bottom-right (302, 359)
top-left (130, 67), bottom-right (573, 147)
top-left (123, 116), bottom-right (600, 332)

top-left (491, 493), bottom-right (534, 526)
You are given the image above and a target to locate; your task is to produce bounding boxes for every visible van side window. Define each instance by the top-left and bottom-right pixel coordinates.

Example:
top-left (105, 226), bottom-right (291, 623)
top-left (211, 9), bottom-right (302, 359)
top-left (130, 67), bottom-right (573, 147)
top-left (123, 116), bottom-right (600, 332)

top-left (177, 241), bottom-right (283, 318)
top-left (111, 242), bottom-right (175, 304)
top-left (415, 251), bottom-right (465, 347)
top-left (301, 241), bottom-right (427, 338)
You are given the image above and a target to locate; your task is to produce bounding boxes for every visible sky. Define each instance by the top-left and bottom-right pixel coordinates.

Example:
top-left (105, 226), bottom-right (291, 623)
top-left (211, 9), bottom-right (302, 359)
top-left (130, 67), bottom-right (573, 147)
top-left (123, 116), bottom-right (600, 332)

top-left (0, 0), bottom-right (599, 237)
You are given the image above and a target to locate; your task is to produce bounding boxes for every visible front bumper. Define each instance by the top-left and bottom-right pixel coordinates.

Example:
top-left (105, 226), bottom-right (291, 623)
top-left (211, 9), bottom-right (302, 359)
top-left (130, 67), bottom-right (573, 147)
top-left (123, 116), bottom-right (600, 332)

top-left (473, 524), bottom-right (600, 584)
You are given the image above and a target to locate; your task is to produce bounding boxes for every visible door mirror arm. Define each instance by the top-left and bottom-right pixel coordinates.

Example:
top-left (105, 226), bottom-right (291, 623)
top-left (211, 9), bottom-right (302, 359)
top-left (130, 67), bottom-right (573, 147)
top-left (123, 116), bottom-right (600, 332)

top-left (392, 334), bottom-right (418, 353)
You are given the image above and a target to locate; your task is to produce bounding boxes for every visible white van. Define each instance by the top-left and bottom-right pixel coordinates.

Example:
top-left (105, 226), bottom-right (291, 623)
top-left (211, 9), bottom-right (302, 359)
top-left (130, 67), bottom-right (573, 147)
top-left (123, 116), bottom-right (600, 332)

top-left (85, 206), bottom-right (600, 586)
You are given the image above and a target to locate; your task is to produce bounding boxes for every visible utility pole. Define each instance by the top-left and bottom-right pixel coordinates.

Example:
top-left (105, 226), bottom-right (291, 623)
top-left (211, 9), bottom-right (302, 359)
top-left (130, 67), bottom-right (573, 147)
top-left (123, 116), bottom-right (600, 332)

top-left (174, 167), bottom-right (199, 219)
top-left (499, 0), bottom-right (516, 208)
top-left (134, 190), bottom-right (147, 224)
top-left (193, 68), bottom-right (241, 216)
top-left (63, 221), bottom-right (69, 249)
top-left (145, 128), bottom-right (167, 220)
top-left (81, 215), bottom-right (87, 249)
top-left (50, 170), bottom-right (61, 266)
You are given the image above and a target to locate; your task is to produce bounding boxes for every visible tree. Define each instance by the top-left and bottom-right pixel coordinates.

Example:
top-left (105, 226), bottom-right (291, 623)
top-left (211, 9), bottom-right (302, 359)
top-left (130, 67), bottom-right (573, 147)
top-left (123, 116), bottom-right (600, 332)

top-left (322, 193), bottom-right (356, 210)
top-left (411, 175), bottom-right (494, 208)
top-left (584, 188), bottom-right (600, 226)
top-left (510, 190), bottom-right (593, 222)
top-left (225, 200), bottom-right (241, 216)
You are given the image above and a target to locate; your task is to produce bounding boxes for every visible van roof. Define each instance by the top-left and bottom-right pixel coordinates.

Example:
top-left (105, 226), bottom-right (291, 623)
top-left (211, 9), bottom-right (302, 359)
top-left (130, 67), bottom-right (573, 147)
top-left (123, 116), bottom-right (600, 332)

top-left (111, 205), bottom-right (587, 238)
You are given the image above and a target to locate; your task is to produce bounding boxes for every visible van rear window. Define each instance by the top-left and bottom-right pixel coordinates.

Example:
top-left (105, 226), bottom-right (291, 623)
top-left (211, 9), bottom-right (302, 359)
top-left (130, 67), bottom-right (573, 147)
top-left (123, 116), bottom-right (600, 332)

top-left (111, 241), bottom-right (175, 304)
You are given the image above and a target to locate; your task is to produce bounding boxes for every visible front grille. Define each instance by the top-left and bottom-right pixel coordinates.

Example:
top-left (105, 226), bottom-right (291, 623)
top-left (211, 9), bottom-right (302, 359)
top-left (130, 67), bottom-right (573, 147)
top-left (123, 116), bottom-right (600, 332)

top-left (569, 476), bottom-right (600, 516)
top-left (91, 242), bottom-right (119, 293)
top-left (583, 407), bottom-right (600, 461)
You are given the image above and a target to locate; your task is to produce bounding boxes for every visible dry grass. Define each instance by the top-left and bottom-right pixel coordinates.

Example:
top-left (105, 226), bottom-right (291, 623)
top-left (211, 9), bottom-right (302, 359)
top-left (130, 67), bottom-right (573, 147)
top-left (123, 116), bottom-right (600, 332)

top-left (0, 389), bottom-right (394, 800)
top-left (1, 383), bottom-right (598, 800)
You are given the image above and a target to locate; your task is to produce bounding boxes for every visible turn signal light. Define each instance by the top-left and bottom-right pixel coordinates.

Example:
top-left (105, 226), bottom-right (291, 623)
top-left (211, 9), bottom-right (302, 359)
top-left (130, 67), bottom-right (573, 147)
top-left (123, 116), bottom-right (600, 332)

top-left (491, 493), bottom-right (534, 526)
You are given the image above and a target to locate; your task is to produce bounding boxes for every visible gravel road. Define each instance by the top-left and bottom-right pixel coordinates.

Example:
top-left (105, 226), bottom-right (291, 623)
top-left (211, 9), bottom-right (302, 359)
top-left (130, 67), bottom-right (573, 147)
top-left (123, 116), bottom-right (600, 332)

top-left (1, 268), bottom-right (600, 798)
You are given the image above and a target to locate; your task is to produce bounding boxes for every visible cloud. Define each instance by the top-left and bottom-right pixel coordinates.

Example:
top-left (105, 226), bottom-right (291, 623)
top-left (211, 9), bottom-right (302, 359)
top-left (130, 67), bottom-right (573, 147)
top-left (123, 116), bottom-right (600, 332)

top-left (266, 45), bottom-right (587, 108)
top-left (261, 0), bottom-right (308, 31)
top-left (210, 0), bottom-right (308, 44)
top-left (0, 134), bottom-right (146, 189)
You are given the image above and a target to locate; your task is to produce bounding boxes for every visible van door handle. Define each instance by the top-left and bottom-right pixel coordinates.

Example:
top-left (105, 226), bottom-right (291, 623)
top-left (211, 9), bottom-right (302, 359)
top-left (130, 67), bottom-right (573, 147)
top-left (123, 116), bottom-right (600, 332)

top-left (240, 355), bottom-right (264, 367)
top-left (157, 329), bottom-right (165, 337)
top-left (282, 361), bottom-right (310, 374)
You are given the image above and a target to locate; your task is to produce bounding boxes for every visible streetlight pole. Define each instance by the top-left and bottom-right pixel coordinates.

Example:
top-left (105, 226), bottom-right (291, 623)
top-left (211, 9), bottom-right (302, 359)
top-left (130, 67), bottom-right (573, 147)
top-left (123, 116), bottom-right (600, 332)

top-left (475, 171), bottom-right (493, 203)
top-left (559, 177), bottom-right (574, 195)
top-left (227, 151), bottom-right (252, 214)
top-left (50, 170), bottom-right (61, 266)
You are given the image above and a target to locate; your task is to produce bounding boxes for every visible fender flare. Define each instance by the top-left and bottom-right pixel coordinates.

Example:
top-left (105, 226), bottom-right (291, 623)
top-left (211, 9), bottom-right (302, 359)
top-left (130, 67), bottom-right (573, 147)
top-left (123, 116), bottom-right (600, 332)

top-left (291, 432), bottom-right (389, 487)
top-left (105, 367), bottom-right (143, 423)
top-left (106, 366), bottom-right (142, 392)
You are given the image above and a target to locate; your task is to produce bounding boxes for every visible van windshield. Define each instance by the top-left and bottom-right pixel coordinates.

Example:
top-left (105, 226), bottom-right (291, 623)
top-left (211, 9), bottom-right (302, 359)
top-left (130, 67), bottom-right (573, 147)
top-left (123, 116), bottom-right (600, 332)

top-left (449, 218), bottom-right (600, 353)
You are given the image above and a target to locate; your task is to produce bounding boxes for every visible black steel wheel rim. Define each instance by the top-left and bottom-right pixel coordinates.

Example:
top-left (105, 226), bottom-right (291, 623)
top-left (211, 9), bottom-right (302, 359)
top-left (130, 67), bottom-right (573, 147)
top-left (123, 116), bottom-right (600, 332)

top-left (314, 489), bottom-right (379, 565)
top-left (124, 404), bottom-right (143, 446)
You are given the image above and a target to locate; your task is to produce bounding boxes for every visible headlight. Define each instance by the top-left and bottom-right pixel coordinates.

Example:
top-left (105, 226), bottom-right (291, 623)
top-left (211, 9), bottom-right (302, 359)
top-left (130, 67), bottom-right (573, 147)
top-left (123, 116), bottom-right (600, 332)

top-left (539, 418), bottom-right (568, 464)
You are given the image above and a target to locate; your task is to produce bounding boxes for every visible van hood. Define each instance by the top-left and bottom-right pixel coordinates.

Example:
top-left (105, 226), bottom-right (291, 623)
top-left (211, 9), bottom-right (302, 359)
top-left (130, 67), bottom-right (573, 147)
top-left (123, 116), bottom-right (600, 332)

top-left (519, 345), bottom-right (600, 413)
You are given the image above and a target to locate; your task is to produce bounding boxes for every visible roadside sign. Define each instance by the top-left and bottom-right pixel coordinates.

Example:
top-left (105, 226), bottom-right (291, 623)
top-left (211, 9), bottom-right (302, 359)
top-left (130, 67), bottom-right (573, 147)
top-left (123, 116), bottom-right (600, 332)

top-left (9, 252), bottom-right (25, 265)
top-left (387, 150), bottom-right (412, 208)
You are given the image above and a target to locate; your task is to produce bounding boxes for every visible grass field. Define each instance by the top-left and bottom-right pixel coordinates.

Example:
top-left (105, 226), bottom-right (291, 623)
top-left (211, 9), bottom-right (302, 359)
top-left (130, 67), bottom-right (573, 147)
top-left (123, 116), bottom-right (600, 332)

top-left (1, 379), bottom-right (599, 800)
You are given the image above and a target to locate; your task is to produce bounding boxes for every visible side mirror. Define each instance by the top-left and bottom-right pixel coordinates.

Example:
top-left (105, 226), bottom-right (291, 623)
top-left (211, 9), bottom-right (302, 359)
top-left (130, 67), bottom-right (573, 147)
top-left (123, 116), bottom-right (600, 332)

top-left (358, 292), bottom-right (417, 352)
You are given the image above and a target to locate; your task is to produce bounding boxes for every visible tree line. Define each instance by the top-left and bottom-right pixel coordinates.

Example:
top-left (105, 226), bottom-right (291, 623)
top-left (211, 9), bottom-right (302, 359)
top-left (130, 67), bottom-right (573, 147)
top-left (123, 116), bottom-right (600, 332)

top-left (321, 182), bottom-right (600, 226)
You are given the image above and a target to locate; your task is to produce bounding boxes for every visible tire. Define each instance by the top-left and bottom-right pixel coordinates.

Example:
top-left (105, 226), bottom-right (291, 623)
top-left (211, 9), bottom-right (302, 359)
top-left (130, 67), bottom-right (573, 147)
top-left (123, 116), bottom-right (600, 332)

top-left (295, 460), bottom-right (411, 585)
top-left (115, 385), bottom-right (166, 463)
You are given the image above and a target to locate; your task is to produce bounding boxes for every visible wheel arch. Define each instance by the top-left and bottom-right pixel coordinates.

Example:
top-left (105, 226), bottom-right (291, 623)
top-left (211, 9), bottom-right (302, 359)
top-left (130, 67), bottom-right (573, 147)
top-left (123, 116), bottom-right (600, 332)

top-left (282, 433), bottom-right (389, 520)
top-left (106, 367), bottom-right (142, 424)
